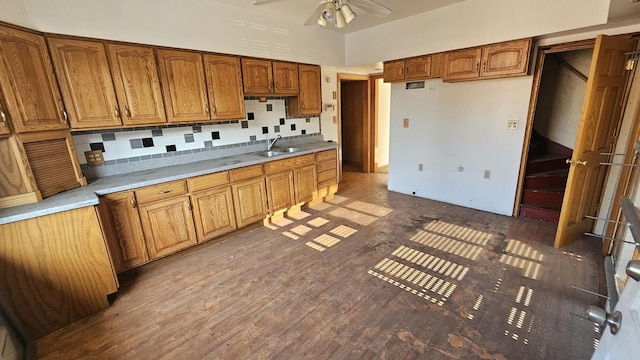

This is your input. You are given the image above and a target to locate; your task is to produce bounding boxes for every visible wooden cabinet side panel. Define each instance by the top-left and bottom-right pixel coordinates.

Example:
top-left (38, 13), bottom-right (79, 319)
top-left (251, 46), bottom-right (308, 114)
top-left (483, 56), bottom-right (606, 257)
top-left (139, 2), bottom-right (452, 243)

top-left (0, 136), bottom-right (29, 197)
top-left (0, 27), bottom-right (67, 132)
top-left (0, 206), bottom-right (117, 340)
top-left (480, 39), bottom-right (532, 79)
top-left (191, 186), bottom-right (237, 242)
top-left (443, 48), bottom-right (482, 82)
top-left (204, 54), bottom-right (245, 120)
top-left (156, 49), bottom-right (209, 123)
top-left (272, 62), bottom-right (299, 94)
top-left (294, 165), bottom-right (317, 204)
top-left (241, 59), bottom-right (273, 95)
top-left (107, 44), bottom-right (166, 126)
top-left (232, 177), bottom-right (267, 227)
top-left (266, 171), bottom-right (295, 212)
top-left (47, 37), bottom-right (121, 129)
top-left (139, 196), bottom-right (197, 259)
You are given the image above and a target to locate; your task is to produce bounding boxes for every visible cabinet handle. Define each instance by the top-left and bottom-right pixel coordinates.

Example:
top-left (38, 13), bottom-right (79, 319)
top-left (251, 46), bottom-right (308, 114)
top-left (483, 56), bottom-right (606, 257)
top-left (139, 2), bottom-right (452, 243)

top-left (211, 103), bottom-right (217, 115)
top-left (476, 62), bottom-right (480, 72)
top-left (0, 110), bottom-right (7, 127)
top-left (482, 61), bottom-right (487, 73)
top-left (187, 199), bottom-right (192, 212)
top-left (114, 106), bottom-right (121, 119)
top-left (269, 80), bottom-right (273, 91)
top-left (124, 106), bottom-right (131, 119)
top-left (156, 189), bottom-right (173, 195)
top-left (130, 196), bottom-right (137, 209)
top-left (205, 104), bottom-right (210, 116)
top-left (61, 109), bottom-right (69, 125)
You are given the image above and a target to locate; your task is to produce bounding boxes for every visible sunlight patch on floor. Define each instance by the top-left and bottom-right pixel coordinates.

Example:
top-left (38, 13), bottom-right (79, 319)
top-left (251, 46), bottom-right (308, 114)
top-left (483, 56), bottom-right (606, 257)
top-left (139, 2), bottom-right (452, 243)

top-left (330, 225), bottom-right (357, 238)
top-left (307, 217), bottom-right (330, 227)
top-left (288, 211), bottom-right (311, 220)
top-left (391, 246), bottom-right (469, 281)
top-left (410, 230), bottom-right (484, 260)
top-left (328, 207), bottom-right (378, 226)
top-left (326, 195), bottom-right (349, 204)
top-left (344, 201), bottom-right (393, 217)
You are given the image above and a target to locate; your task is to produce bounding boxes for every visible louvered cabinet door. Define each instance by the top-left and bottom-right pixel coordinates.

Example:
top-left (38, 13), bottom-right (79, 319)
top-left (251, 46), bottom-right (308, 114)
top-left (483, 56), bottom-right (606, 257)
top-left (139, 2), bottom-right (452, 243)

top-left (0, 26), bottom-right (67, 132)
top-left (156, 49), bottom-right (210, 123)
top-left (47, 37), bottom-right (122, 129)
top-left (107, 43), bottom-right (166, 126)
top-left (203, 54), bottom-right (245, 121)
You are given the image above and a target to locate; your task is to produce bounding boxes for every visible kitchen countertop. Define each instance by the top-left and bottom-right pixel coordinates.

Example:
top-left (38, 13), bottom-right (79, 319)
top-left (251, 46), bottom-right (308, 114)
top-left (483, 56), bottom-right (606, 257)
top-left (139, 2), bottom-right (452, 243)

top-left (0, 141), bottom-right (337, 225)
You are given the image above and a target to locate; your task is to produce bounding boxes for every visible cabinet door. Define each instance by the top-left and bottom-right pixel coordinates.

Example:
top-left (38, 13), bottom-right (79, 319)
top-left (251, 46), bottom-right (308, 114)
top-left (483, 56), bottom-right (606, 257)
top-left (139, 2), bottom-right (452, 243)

top-left (242, 58), bottom-right (273, 95)
top-left (273, 61), bottom-right (299, 95)
top-left (0, 27), bottom-right (67, 132)
top-left (232, 177), bottom-right (268, 227)
top-left (405, 56), bottom-right (431, 80)
top-left (139, 196), bottom-right (197, 259)
top-left (383, 60), bottom-right (405, 82)
top-left (191, 186), bottom-right (237, 242)
top-left (97, 191), bottom-right (149, 273)
top-left (47, 37), bottom-right (122, 129)
top-left (443, 48), bottom-right (482, 82)
top-left (294, 165), bottom-right (317, 204)
top-left (203, 54), bottom-right (245, 120)
top-left (156, 49), bottom-right (210, 123)
top-left (480, 39), bottom-right (531, 79)
top-left (266, 171), bottom-right (295, 212)
top-left (292, 64), bottom-right (321, 116)
top-left (107, 44), bottom-right (166, 126)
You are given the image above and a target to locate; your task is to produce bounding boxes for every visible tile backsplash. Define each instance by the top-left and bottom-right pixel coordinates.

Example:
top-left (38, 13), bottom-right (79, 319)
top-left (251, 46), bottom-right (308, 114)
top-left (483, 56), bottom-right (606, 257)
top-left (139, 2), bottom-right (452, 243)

top-left (72, 99), bottom-right (322, 179)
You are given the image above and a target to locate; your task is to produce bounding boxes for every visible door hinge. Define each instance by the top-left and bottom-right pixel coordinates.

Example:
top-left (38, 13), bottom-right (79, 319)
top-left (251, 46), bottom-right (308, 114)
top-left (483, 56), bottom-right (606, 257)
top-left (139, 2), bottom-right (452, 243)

top-left (625, 59), bottom-right (636, 71)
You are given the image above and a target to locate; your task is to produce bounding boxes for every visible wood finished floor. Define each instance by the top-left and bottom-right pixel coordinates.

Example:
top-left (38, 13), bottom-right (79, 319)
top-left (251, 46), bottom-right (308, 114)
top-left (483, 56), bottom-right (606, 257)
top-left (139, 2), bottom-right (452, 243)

top-left (36, 169), bottom-right (604, 359)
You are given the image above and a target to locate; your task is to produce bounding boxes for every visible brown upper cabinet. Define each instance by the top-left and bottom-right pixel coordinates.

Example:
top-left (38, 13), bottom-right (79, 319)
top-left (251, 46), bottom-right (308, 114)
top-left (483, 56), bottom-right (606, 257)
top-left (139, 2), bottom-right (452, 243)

top-left (288, 64), bottom-right (321, 116)
top-left (48, 37), bottom-right (122, 129)
top-left (106, 43), bottom-right (166, 126)
top-left (443, 39), bottom-right (532, 82)
top-left (0, 26), bottom-right (68, 133)
top-left (0, 95), bottom-right (11, 136)
top-left (242, 58), bottom-right (300, 95)
top-left (203, 54), bottom-right (246, 120)
top-left (383, 53), bottom-right (444, 83)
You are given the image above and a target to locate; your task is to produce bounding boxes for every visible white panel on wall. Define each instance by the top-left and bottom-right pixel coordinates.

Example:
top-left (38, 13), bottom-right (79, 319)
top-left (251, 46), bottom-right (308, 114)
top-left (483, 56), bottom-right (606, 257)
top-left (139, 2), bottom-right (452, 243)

top-left (387, 77), bottom-right (532, 216)
top-left (0, 0), bottom-right (345, 66)
top-left (345, 0), bottom-right (610, 66)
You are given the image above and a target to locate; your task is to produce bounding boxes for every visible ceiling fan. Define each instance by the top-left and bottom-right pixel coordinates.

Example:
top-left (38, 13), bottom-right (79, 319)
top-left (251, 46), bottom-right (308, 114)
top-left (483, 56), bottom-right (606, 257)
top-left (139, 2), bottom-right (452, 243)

top-left (253, 0), bottom-right (392, 29)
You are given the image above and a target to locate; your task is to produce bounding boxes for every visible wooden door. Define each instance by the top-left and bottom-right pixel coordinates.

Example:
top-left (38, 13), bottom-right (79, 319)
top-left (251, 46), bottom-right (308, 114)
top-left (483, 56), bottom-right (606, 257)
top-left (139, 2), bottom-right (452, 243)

top-left (294, 165), bottom-right (317, 204)
top-left (554, 35), bottom-right (635, 248)
top-left (341, 80), bottom-right (366, 167)
top-left (0, 27), bottom-right (67, 132)
top-left (139, 196), bottom-right (197, 259)
top-left (156, 49), bottom-right (209, 123)
top-left (232, 177), bottom-right (268, 227)
top-left (242, 58), bottom-right (273, 95)
top-left (443, 48), bottom-right (482, 82)
top-left (97, 191), bottom-right (149, 272)
top-left (266, 171), bottom-right (295, 212)
top-left (480, 39), bottom-right (531, 79)
top-left (297, 65), bottom-right (322, 115)
top-left (191, 186), bottom-right (237, 242)
top-left (383, 60), bottom-right (405, 82)
top-left (106, 44), bottom-right (166, 126)
top-left (405, 56), bottom-right (431, 80)
top-left (273, 61), bottom-right (299, 95)
top-left (203, 54), bottom-right (245, 120)
top-left (47, 37), bottom-right (122, 129)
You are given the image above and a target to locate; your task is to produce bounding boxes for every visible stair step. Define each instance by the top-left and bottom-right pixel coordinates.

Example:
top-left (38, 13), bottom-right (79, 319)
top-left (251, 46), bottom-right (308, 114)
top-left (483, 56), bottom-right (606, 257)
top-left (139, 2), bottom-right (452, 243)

top-left (526, 155), bottom-right (569, 175)
top-left (519, 204), bottom-right (561, 222)
top-left (522, 189), bottom-right (564, 208)
top-left (524, 170), bottom-right (569, 189)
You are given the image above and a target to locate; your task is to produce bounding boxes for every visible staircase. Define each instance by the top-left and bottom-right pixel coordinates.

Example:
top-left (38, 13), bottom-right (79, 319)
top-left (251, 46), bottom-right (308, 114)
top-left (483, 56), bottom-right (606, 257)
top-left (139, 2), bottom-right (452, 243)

top-left (519, 132), bottom-right (572, 222)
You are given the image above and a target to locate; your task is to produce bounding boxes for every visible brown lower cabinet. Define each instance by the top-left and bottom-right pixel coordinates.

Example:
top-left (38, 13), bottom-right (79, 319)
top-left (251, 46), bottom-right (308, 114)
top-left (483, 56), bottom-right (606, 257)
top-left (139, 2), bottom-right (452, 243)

top-left (294, 165), bottom-right (317, 204)
top-left (191, 185), bottom-right (237, 242)
top-left (265, 171), bottom-right (295, 212)
top-left (232, 176), bottom-right (268, 227)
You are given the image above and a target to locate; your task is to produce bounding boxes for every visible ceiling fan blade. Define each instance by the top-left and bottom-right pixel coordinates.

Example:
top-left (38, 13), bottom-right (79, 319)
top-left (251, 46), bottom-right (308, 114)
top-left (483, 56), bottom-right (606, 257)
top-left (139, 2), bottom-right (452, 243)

top-left (346, 0), bottom-right (392, 17)
top-left (252, 0), bottom-right (287, 5)
top-left (304, 1), bottom-right (330, 26)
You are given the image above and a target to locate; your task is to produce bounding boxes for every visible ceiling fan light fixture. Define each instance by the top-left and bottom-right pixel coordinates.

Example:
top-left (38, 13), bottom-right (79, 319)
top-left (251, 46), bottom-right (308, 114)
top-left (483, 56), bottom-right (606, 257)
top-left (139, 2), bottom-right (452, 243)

top-left (341, 3), bottom-right (356, 24)
top-left (321, 1), bottom-right (336, 22)
top-left (335, 7), bottom-right (347, 28)
top-left (317, 16), bottom-right (328, 27)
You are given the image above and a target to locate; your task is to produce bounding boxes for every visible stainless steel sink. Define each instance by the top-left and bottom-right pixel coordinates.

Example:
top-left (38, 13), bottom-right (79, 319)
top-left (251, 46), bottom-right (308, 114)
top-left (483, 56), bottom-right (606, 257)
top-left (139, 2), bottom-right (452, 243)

top-left (256, 150), bottom-right (285, 157)
top-left (272, 147), bottom-right (300, 153)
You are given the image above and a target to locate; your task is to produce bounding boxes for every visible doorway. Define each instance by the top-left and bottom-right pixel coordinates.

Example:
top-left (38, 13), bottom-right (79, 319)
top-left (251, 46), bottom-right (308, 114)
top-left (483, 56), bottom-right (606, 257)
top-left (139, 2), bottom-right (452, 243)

top-left (338, 74), bottom-right (370, 174)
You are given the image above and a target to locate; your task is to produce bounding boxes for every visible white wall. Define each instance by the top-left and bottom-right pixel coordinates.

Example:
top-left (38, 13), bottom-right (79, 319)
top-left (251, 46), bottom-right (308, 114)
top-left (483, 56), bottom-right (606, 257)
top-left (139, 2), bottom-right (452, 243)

top-left (320, 67), bottom-right (340, 143)
top-left (345, 0), bottom-right (610, 65)
top-left (0, 0), bottom-right (345, 66)
top-left (387, 77), bottom-right (531, 216)
top-left (376, 78), bottom-right (391, 168)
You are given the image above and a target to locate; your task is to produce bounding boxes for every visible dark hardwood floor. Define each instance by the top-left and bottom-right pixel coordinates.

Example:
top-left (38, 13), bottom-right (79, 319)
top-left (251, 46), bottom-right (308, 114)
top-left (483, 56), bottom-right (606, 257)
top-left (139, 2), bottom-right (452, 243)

top-left (36, 169), bottom-right (604, 359)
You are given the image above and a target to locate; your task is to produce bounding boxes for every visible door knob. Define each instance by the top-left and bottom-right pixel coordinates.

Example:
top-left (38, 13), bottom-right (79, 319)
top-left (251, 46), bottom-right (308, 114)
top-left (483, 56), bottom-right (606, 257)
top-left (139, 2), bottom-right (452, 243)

top-left (627, 260), bottom-right (640, 281)
top-left (588, 305), bottom-right (622, 334)
top-left (566, 158), bottom-right (587, 166)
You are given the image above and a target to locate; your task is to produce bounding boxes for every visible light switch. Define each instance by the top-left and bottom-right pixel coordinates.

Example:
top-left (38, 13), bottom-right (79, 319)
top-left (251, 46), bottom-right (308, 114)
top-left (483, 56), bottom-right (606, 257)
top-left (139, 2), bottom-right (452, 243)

top-left (403, 118), bottom-right (409, 128)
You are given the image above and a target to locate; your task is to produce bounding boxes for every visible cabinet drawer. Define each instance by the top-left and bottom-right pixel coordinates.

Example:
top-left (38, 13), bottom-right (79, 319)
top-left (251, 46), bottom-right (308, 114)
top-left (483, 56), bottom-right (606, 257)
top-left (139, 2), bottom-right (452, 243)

top-left (317, 159), bottom-right (336, 173)
top-left (318, 169), bottom-right (337, 183)
top-left (264, 154), bottom-right (315, 174)
top-left (316, 149), bottom-right (337, 162)
top-left (136, 180), bottom-right (187, 204)
top-left (230, 164), bottom-right (263, 182)
top-left (187, 171), bottom-right (230, 192)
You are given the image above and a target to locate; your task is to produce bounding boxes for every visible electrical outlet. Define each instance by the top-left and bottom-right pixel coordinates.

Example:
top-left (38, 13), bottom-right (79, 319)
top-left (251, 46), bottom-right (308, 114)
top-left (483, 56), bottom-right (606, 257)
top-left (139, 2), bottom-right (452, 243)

top-left (507, 120), bottom-right (519, 130)
top-left (333, 91), bottom-right (337, 99)
top-left (403, 118), bottom-right (409, 128)
top-left (484, 170), bottom-right (491, 179)
top-left (418, 163), bottom-right (423, 171)
top-left (85, 150), bottom-right (105, 166)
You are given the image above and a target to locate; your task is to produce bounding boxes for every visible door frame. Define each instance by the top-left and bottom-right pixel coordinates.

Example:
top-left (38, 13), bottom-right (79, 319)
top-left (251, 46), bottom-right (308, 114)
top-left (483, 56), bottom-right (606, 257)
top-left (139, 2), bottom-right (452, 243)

top-left (512, 39), bottom-right (595, 217)
top-left (369, 74), bottom-right (385, 172)
top-left (337, 73), bottom-right (372, 177)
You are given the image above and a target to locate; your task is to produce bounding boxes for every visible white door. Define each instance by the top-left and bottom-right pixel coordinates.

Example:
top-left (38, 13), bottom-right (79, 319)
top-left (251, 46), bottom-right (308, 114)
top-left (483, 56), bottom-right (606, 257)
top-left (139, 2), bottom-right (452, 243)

top-left (592, 276), bottom-right (640, 359)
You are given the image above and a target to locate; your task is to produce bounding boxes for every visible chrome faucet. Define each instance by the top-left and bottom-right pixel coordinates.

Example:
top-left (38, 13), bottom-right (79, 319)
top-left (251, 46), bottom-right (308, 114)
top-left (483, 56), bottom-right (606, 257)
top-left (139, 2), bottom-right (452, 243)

top-left (266, 134), bottom-right (282, 150)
